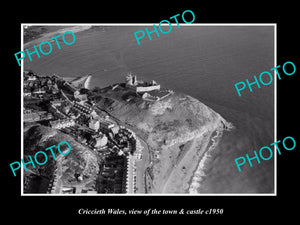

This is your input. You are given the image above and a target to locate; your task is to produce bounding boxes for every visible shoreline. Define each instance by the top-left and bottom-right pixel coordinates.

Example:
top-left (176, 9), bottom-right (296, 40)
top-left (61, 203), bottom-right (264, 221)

top-left (156, 128), bottom-right (217, 193)
top-left (188, 126), bottom-right (225, 194)
top-left (182, 131), bottom-right (214, 193)
top-left (24, 25), bottom-right (92, 48)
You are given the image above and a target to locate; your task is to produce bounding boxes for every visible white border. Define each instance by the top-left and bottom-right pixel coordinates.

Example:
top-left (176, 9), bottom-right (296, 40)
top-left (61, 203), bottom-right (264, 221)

top-left (21, 23), bottom-right (277, 196)
top-left (274, 24), bottom-right (277, 196)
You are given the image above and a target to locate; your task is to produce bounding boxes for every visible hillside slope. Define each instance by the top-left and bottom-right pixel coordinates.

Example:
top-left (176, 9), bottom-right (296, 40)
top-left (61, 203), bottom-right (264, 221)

top-left (23, 125), bottom-right (99, 193)
top-left (92, 85), bottom-right (233, 193)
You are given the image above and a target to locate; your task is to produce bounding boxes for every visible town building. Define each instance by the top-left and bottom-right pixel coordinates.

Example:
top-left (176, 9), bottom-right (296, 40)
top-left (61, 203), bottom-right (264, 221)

top-left (100, 121), bottom-right (115, 134)
top-left (62, 81), bottom-right (77, 93)
top-left (74, 90), bottom-right (88, 102)
top-left (89, 119), bottom-right (100, 131)
top-left (72, 101), bottom-right (93, 115)
top-left (27, 74), bottom-right (37, 81)
top-left (50, 99), bottom-right (64, 107)
top-left (125, 154), bottom-right (136, 193)
top-left (94, 133), bottom-right (108, 149)
top-left (23, 73), bottom-right (144, 194)
top-left (50, 118), bottom-right (75, 129)
top-left (24, 90), bottom-right (32, 97)
top-left (111, 126), bottom-right (120, 135)
top-left (23, 109), bottom-right (53, 122)
top-left (32, 88), bottom-right (46, 95)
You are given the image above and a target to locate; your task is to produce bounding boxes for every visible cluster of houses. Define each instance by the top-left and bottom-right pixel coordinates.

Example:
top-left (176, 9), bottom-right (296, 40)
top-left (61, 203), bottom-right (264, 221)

top-left (98, 155), bottom-right (128, 193)
top-left (23, 108), bottom-right (53, 123)
top-left (23, 72), bottom-right (143, 194)
top-left (23, 71), bottom-right (59, 98)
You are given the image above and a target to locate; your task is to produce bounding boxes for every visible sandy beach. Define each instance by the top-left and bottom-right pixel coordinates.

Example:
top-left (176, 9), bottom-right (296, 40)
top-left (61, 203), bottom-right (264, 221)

top-left (189, 129), bottom-right (223, 193)
top-left (24, 25), bottom-right (92, 48)
top-left (151, 125), bottom-right (222, 193)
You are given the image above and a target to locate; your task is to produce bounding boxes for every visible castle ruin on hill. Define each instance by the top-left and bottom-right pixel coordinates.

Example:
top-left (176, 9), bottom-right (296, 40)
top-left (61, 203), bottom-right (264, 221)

top-left (125, 73), bottom-right (173, 102)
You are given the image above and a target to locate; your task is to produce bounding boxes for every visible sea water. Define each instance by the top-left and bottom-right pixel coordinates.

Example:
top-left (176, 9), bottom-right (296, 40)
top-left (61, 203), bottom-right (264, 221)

top-left (25, 25), bottom-right (275, 193)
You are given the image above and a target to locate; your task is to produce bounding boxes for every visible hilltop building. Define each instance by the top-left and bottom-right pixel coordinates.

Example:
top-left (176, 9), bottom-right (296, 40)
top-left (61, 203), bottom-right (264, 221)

top-left (141, 89), bottom-right (173, 102)
top-left (125, 74), bottom-right (173, 102)
top-left (50, 118), bottom-right (75, 129)
top-left (125, 74), bottom-right (160, 93)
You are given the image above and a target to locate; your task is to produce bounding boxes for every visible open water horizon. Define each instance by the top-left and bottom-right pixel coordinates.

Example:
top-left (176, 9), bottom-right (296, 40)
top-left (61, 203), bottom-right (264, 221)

top-left (24, 25), bottom-right (275, 193)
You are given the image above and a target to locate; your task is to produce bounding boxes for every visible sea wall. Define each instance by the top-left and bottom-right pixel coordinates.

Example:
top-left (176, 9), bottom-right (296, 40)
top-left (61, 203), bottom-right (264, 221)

top-left (136, 85), bottom-right (161, 93)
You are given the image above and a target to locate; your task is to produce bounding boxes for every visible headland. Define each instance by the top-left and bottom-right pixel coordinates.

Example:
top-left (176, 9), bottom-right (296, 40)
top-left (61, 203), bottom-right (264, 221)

top-left (23, 71), bottom-right (233, 194)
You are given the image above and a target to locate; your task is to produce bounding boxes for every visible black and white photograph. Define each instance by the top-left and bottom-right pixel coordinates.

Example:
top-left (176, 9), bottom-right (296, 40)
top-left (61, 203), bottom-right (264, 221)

top-left (20, 24), bottom-right (275, 195)
top-left (4, 5), bottom-right (298, 221)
